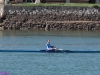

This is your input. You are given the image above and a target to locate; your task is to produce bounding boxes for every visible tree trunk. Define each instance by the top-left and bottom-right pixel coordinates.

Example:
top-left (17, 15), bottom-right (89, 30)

top-left (35, 0), bottom-right (40, 4)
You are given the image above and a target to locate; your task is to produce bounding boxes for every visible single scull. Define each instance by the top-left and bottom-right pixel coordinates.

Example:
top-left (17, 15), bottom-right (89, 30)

top-left (0, 50), bottom-right (100, 53)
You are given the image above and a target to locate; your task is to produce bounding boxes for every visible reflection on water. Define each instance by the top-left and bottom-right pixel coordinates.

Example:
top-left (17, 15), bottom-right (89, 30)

top-left (0, 30), bottom-right (100, 51)
top-left (0, 31), bottom-right (3, 37)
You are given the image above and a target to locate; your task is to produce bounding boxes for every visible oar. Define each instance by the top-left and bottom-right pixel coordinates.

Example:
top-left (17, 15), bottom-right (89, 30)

top-left (54, 48), bottom-right (66, 53)
top-left (57, 49), bottom-right (63, 50)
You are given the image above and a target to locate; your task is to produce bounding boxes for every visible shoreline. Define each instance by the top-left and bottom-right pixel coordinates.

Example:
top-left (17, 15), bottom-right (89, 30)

top-left (0, 5), bottom-right (100, 31)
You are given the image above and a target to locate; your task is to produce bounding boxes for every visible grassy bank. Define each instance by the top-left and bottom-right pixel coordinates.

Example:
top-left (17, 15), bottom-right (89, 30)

top-left (12, 3), bottom-right (100, 7)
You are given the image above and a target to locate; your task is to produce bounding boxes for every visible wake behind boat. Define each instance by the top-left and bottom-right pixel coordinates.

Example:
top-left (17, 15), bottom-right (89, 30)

top-left (0, 50), bottom-right (100, 53)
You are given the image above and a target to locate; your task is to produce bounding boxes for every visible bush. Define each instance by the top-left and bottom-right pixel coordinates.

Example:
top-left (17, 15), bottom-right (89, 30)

top-left (92, 5), bottom-right (99, 8)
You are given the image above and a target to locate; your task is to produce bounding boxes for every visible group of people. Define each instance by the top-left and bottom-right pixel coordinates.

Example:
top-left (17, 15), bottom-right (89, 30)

top-left (46, 39), bottom-right (57, 51)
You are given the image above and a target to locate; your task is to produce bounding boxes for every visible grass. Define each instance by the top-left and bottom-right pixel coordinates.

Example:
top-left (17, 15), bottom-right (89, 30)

top-left (12, 3), bottom-right (100, 7)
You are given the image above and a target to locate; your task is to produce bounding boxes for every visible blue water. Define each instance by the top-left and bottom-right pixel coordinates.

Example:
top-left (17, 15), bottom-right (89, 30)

top-left (0, 30), bottom-right (100, 75)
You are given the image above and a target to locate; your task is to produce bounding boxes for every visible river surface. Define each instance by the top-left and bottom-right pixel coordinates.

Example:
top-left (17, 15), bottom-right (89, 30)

top-left (0, 30), bottom-right (100, 75)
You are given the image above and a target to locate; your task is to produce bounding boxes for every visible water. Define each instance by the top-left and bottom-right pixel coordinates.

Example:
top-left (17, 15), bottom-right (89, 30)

top-left (0, 30), bottom-right (100, 75)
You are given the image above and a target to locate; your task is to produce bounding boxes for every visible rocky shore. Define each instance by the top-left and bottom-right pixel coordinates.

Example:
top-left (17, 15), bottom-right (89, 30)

top-left (0, 6), bottom-right (100, 30)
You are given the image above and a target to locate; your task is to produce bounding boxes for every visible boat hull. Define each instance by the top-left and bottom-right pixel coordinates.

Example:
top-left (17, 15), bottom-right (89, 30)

top-left (0, 50), bottom-right (100, 53)
top-left (0, 50), bottom-right (69, 53)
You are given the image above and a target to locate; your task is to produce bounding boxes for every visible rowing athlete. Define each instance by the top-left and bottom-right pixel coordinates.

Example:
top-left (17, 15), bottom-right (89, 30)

top-left (46, 39), bottom-right (56, 51)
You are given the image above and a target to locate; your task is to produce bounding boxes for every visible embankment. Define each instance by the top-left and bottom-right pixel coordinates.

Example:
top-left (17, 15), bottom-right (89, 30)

top-left (0, 5), bottom-right (100, 30)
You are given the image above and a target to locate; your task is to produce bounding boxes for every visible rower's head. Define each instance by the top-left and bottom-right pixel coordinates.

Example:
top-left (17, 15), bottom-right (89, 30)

top-left (47, 39), bottom-right (50, 42)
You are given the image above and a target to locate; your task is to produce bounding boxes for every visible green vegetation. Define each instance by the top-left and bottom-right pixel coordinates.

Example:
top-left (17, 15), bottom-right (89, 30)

top-left (12, 3), bottom-right (100, 7)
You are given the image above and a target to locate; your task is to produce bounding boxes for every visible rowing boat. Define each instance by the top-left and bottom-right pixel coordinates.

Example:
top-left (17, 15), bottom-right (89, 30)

top-left (0, 50), bottom-right (69, 53)
top-left (0, 50), bottom-right (100, 53)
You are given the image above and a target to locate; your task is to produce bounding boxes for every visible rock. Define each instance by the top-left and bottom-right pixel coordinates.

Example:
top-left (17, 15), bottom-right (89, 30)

top-left (0, 27), bottom-right (3, 30)
top-left (0, 6), bottom-right (100, 30)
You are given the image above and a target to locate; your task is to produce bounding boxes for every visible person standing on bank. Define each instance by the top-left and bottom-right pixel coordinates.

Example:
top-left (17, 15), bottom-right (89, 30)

top-left (46, 39), bottom-right (56, 51)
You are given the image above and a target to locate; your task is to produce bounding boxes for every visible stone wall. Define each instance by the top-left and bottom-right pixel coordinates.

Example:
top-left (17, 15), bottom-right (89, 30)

top-left (0, 6), bottom-right (100, 30)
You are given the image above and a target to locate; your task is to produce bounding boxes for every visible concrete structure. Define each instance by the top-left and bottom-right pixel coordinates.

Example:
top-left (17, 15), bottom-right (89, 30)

top-left (96, 0), bottom-right (100, 3)
top-left (66, 0), bottom-right (70, 3)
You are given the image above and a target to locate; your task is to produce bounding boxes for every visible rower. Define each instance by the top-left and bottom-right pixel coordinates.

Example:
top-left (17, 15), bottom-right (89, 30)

top-left (46, 39), bottom-right (56, 51)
